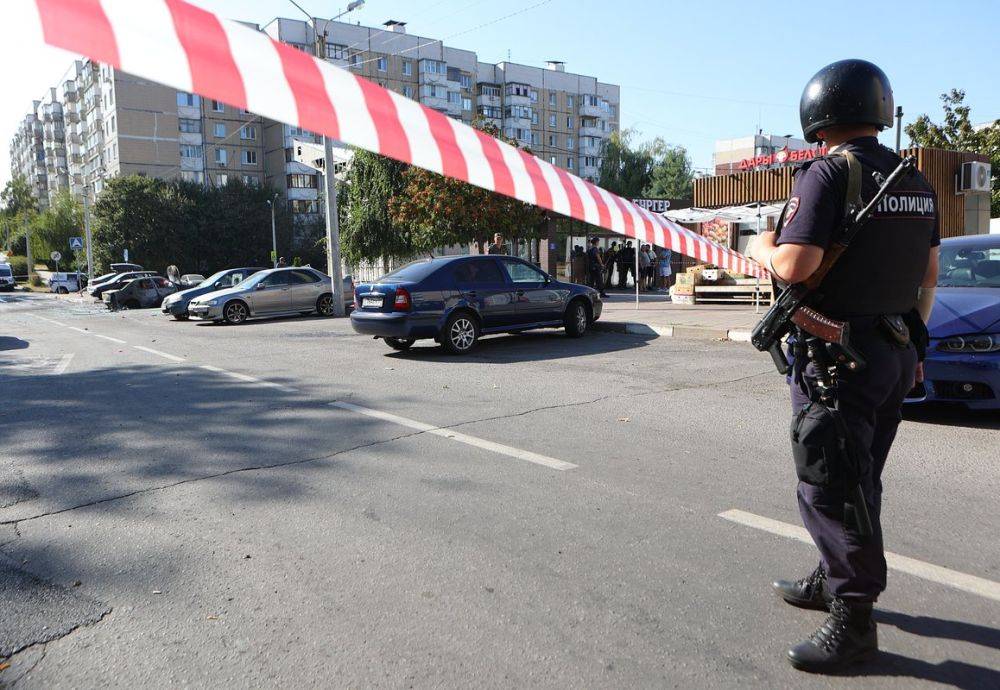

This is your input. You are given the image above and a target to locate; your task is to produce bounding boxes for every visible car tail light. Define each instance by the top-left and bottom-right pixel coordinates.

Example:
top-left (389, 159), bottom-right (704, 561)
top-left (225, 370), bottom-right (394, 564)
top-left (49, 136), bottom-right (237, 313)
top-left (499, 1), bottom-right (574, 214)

top-left (393, 287), bottom-right (412, 311)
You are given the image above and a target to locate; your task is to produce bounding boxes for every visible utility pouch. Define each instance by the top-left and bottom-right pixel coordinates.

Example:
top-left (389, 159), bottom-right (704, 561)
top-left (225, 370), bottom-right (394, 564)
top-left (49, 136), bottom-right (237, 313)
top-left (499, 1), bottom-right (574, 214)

top-left (878, 314), bottom-right (910, 348)
top-left (790, 401), bottom-right (847, 487)
top-left (903, 308), bottom-right (928, 361)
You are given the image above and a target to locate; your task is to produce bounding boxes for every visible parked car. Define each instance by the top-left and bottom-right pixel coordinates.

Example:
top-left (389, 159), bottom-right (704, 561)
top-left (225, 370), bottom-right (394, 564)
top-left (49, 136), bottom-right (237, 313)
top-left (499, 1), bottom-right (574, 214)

top-left (350, 255), bottom-right (602, 354)
top-left (906, 234), bottom-right (1000, 410)
top-left (109, 262), bottom-right (144, 273)
top-left (88, 271), bottom-right (157, 299)
top-left (187, 267), bottom-right (353, 324)
top-left (48, 272), bottom-right (84, 293)
top-left (179, 273), bottom-right (206, 287)
top-left (161, 267), bottom-right (267, 320)
top-left (103, 276), bottom-right (178, 310)
top-left (0, 263), bottom-right (15, 291)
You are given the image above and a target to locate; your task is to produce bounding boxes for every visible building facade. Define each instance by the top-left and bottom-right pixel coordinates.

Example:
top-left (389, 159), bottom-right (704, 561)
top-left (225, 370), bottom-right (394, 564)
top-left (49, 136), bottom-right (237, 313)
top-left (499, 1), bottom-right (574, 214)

top-left (11, 16), bottom-right (619, 228)
top-left (713, 133), bottom-right (817, 176)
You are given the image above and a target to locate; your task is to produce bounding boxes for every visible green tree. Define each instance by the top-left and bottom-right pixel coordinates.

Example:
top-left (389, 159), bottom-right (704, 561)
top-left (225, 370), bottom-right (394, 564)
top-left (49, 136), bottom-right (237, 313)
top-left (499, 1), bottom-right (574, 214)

top-left (906, 89), bottom-right (1000, 216)
top-left (1, 175), bottom-right (39, 255)
top-left (340, 149), bottom-right (414, 268)
top-left (597, 129), bottom-right (657, 198)
top-left (390, 121), bottom-right (545, 253)
top-left (644, 143), bottom-right (694, 199)
top-left (28, 190), bottom-right (83, 267)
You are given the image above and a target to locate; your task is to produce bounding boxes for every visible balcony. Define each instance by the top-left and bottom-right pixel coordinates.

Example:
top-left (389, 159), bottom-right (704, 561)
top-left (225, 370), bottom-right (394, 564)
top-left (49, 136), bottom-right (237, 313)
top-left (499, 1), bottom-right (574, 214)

top-left (476, 93), bottom-right (500, 107)
top-left (578, 142), bottom-right (601, 157)
top-left (578, 124), bottom-right (606, 139)
top-left (579, 101), bottom-right (606, 118)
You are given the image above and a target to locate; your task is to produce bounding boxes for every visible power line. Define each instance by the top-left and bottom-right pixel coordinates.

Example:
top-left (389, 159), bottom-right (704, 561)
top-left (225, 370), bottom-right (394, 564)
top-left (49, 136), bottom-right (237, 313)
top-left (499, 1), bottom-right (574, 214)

top-left (620, 83), bottom-right (795, 109)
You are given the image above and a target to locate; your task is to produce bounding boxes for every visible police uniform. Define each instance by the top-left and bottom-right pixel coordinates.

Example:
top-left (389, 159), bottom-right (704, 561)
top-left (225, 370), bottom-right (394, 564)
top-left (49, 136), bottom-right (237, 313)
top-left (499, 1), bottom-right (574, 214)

top-left (761, 59), bottom-right (939, 673)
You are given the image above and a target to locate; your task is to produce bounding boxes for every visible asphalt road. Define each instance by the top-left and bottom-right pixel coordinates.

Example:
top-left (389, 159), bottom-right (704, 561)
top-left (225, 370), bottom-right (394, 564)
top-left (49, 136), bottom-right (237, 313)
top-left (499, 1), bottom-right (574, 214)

top-left (1, 292), bottom-right (997, 688)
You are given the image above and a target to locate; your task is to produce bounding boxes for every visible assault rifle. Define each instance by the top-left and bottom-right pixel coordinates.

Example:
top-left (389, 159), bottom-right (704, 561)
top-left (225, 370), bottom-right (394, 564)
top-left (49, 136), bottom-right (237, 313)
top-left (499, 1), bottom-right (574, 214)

top-left (751, 156), bottom-right (915, 373)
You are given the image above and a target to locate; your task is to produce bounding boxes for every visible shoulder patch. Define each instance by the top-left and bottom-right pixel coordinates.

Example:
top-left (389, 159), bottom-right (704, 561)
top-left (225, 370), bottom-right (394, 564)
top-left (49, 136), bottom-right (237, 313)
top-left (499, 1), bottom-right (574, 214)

top-left (785, 197), bottom-right (801, 223)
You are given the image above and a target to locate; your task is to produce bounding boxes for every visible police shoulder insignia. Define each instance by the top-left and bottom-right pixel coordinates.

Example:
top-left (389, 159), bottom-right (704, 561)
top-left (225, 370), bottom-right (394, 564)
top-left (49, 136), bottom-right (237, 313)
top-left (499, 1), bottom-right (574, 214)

top-left (785, 197), bottom-right (801, 223)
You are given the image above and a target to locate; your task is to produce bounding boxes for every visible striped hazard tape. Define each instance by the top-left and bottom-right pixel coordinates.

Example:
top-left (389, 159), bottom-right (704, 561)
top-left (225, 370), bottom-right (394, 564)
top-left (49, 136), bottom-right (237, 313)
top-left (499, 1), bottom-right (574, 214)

top-left (30, 0), bottom-right (765, 278)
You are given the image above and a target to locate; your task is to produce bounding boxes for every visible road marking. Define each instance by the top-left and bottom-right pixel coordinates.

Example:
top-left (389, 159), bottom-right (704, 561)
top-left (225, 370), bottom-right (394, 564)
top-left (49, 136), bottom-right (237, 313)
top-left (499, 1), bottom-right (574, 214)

top-left (68, 326), bottom-right (90, 334)
top-left (92, 333), bottom-right (127, 345)
top-left (32, 314), bottom-right (67, 327)
top-left (330, 400), bottom-right (578, 471)
top-left (52, 353), bottom-right (74, 375)
top-left (719, 509), bottom-right (1000, 603)
top-left (199, 365), bottom-right (297, 391)
top-left (133, 345), bottom-right (185, 363)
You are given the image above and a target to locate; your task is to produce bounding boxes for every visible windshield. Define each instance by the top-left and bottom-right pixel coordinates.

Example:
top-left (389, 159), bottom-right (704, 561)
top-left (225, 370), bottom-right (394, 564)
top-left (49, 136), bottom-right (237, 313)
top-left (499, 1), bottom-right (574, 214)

top-left (198, 270), bottom-right (230, 287)
top-left (0, 266), bottom-right (11, 277)
top-left (379, 259), bottom-right (441, 283)
top-left (234, 271), bottom-right (269, 289)
top-left (938, 243), bottom-right (1000, 288)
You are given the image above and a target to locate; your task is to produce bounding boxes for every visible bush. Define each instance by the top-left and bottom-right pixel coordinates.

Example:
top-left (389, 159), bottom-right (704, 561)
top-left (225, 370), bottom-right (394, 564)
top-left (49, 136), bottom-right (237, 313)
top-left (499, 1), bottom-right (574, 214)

top-left (5, 255), bottom-right (28, 278)
top-left (29, 274), bottom-right (43, 287)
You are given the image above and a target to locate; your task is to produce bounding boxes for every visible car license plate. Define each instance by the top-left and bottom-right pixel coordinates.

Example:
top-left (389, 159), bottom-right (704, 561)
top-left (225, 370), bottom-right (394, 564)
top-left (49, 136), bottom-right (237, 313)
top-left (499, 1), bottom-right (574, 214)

top-left (362, 297), bottom-right (383, 308)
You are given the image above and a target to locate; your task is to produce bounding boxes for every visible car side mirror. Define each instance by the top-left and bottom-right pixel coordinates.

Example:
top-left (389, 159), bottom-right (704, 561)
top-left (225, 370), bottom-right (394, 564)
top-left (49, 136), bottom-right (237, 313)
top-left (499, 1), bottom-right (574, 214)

top-left (256, 283), bottom-right (267, 290)
top-left (215, 281), bottom-right (224, 288)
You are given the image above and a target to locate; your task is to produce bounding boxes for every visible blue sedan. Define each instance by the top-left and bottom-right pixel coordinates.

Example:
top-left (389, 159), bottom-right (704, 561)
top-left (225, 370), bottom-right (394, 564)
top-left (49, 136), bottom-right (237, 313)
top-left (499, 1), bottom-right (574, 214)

top-left (908, 234), bottom-right (1000, 409)
top-left (350, 255), bottom-right (602, 353)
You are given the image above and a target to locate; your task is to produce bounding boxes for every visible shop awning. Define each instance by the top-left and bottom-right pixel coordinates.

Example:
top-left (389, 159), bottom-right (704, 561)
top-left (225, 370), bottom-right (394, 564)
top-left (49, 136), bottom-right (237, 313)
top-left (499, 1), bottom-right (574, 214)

top-left (664, 203), bottom-right (785, 224)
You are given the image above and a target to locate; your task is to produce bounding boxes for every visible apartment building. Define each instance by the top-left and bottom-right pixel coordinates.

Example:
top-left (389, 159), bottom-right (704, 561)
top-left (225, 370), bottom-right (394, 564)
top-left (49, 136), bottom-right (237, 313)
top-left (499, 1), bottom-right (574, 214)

top-left (11, 16), bottom-right (619, 226)
top-left (262, 17), bottom-right (620, 224)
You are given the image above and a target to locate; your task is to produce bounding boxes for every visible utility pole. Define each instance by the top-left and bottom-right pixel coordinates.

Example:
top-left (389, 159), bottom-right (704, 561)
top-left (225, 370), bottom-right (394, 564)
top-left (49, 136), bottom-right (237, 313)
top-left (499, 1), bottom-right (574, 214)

top-left (894, 106), bottom-right (904, 154)
top-left (267, 193), bottom-right (278, 268)
top-left (24, 216), bottom-right (32, 285)
top-left (288, 0), bottom-right (365, 317)
top-left (84, 186), bottom-right (93, 286)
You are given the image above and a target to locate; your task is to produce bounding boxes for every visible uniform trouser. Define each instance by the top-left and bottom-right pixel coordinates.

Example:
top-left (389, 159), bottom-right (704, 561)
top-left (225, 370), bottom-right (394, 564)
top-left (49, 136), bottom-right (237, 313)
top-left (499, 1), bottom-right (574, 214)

top-left (588, 267), bottom-right (605, 292)
top-left (789, 326), bottom-right (917, 602)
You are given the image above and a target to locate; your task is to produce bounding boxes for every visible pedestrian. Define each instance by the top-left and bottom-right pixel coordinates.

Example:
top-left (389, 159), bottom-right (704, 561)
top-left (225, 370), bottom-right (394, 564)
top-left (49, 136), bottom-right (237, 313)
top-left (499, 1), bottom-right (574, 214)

top-left (619, 240), bottom-right (634, 288)
top-left (487, 233), bottom-right (505, 255)
top-left (586, 238), bottom-right (608, 297)
top-left (605, 241), bottom-right (618, 287)
top-left (277, 256), bottom-right (287, 268)
top-left (748, 59), bottom-right (938, 673)
top-left (644, 245), bottom-right (657, 290)
top-left (637, 243), bottom-right (651, 291)
top-left (657, 246), bottom-right (673, 292)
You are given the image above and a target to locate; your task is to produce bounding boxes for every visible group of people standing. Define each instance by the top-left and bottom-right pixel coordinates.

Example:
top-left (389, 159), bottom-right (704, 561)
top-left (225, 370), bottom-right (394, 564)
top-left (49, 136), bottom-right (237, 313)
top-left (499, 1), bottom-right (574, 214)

top-left (582, 238), bottom-right (673, 296)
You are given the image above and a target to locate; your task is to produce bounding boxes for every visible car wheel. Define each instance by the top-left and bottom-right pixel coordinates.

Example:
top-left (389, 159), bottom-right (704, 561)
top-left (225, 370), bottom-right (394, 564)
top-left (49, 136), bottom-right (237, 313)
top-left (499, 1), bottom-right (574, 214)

top-left (385, 337), bottom-right (415, 351)
top-left (564, 300), bottom-right (589, 337)
top-left (172, 314), bottom-right (189, 321)
top-left (56, 286), bottom-right (68, 294)
top-left (442, 312), bottom-right (479, 354)
top-left (124, 299), bottom-right (141, 310)
top-left (223, 300), bottom-right (249, 325)
top-left (316, 293), bottom-right (335, 317)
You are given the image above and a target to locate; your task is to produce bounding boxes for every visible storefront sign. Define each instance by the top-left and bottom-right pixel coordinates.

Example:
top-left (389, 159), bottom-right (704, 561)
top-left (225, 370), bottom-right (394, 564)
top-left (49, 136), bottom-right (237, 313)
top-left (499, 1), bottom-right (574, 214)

top-left (738, 145), bottom-right (828, 171)
top-left (631, 198), bottom-right (672, 213)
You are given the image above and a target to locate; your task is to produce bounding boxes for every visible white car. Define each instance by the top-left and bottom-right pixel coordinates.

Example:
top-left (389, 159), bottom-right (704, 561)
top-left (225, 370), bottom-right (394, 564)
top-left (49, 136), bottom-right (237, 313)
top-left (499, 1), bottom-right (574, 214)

top-left (0, 263), bottom-right (15, 291)
top-left (48, 272), bottom-right (83, 294)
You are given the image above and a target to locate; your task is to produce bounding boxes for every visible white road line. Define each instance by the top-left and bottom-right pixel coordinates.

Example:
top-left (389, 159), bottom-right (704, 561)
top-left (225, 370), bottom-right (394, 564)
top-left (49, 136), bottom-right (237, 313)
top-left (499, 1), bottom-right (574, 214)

top-left (199, 365), bottom-right (297, 391)
top-left (32, 314), bottom-right (67, 327)
top-left (52, 353), bottom-right (74, 375)
top-left (330, 400), bottom-right (577, 471)
top-left (68, 326), bottom-right (90, 334)
top-left (133, 345), bottom-right (186, 363)
top-left (719, 509), bottom-right (1000, 603)
top-left (92, 333), bottom-right (127, 345)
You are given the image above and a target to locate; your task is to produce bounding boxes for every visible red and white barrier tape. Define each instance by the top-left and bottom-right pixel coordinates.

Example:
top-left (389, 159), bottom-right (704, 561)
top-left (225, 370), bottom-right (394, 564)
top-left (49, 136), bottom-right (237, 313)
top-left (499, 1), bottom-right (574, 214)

top-left (31, 0), bottom-right (765, 278)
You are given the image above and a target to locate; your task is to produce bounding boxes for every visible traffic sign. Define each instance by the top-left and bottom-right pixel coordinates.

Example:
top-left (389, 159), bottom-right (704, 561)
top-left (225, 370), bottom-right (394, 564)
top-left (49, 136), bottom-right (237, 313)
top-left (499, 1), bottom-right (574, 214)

top-left (50, 251), bottom-right (62, 262)
top-left (69, 236), bottom-right (84, 250)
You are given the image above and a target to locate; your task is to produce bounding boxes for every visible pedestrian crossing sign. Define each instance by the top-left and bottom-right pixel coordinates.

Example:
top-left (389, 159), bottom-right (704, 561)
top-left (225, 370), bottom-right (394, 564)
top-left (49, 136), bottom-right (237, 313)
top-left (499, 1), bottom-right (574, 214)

top-left (69, 237), bottom-right (84, 250)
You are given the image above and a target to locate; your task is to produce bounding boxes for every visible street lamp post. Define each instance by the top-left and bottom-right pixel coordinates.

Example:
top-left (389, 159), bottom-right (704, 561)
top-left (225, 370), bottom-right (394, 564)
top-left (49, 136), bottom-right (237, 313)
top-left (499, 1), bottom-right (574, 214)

top-left (266, 194), bottom-right (278, 268)
top-left (286, 0), bottom-right (365, 317)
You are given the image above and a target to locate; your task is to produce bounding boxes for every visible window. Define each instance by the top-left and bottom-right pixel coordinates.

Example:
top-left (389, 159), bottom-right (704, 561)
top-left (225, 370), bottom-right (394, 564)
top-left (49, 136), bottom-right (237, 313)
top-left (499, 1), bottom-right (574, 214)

top-left (288, 269), bottom-right (320, 284)
top-left (349, 53), bottom-right (361, 68)
top-left (478, 105), bottom-right (501, 119)
top-left (567, 95), bottom-right (574, 109)
top-left (566, 116), bottom-right (572, 128)
top-left (462, 97), bottom-right (472, 111)
top-left (242, 149), bottom-right (257, 165)
top-left (259, 272), bottom-right (290, 288)
top-left (215, 173), bottom-right (228, 186)
top-left (109, 115), bottom-right (116, 132)
top-left (547, 134), bottom-right (556, 147)
top-left (176, 92), bottom-right (200, 107)
top-left (403, 85), bottom-right (414, 99)
top-left (242, 174), bottom-right (258, 186)
top-left (447, 91), bottom-right (461, 105)
top-left (505, 83), bottom-right (530, 98)
top-left (326, 43), bottom-right (347, 60)
top-left (529, 90), bottom-right (538, 102)
top-left (179, 118), bottom-right (201, 133)
top-left (377, 57), bottom-right (387, 72)
top-left (548, 92), bottom-right (556, 106)
top-left (503, 105), bottom-right (532, 120)
top-left (479, 84), bottom-right (500, 97)
top-left (531, 111), bottom-right (539, 125)
top-left (287, 174), bottom-right (317, 188)
top-left (548, 114), bottom-right (556, 127)
top-left (501, 258), bottom-right (545, 284)
top-left (179, 144), bottom-right (203, 158)
top-left (549, 156), bottom-right (557, 165)
top-left (211, 100), bottom-right (224, 113)
top-left (215, 148), bottom-right (227, 165)
top-left (180, 170), bottom-right (204, 183)
top-left (402, 60), bottom-right (412, 76)
top-left (289, 199), bottom-right (319, 214)
top-left (460, 74), bottom-right (472, 89)
top-left (531, 132), bottom-right (540, 146)
top-left (420, 59), bottom-right (444, 75)
top-left (567, 136), bottom-right (574, 149)
top-left (453, 259), bottom-right (504, 285)
top-left (567, 158), bottom-right (574, 170)
top-left (214, 123), bottom-right (225, 138)
top-left (240, 124), bottom-right (257, 140)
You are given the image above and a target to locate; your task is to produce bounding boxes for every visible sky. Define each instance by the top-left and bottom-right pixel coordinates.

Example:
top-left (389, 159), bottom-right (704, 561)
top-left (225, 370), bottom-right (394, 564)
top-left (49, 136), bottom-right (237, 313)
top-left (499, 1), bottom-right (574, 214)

top-left (2, 0), bottom-right (999, 188)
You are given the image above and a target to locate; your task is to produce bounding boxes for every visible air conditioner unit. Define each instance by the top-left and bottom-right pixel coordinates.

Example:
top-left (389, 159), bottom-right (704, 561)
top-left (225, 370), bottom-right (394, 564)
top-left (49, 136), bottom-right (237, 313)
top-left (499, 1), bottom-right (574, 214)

top-left (958, 161), bottom-right (991, 193)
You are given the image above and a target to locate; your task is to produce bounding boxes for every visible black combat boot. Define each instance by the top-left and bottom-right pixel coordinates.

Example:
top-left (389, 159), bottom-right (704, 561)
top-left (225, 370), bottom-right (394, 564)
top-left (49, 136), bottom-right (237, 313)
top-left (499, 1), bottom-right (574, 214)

top-left (772, 562), bottom-right (831, 611)
top-left (787, 597), bottom-right (878, 673)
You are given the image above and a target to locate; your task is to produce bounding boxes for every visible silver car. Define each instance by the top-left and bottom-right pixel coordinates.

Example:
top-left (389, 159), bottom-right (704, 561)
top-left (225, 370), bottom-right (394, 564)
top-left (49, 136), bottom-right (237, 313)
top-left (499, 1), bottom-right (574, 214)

top-left (187, 267), bottom-right (353, 324)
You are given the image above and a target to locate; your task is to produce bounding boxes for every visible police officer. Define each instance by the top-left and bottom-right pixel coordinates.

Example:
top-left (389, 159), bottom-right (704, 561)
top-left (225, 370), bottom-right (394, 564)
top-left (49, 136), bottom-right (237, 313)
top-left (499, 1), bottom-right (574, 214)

top-left (586, 237), bottom-right (608, 297)
top-left (749, 59), bottom-right (939, 673)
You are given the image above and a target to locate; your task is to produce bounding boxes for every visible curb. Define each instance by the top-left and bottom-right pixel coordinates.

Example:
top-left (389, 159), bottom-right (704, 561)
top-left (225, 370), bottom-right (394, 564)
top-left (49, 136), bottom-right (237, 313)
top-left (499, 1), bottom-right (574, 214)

top-left (593, 320), bottom-right (753, 343)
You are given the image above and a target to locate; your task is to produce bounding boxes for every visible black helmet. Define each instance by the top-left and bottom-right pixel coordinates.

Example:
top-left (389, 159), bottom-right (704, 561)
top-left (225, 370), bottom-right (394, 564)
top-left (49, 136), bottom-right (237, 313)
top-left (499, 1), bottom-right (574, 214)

top-left (799, 59), bottom-right (894, 143)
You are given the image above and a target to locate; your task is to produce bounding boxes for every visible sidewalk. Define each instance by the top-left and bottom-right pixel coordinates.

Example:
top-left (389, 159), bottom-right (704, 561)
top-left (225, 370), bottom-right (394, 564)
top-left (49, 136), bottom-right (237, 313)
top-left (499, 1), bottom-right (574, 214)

top-left (593, 290), bottom-right (764, 343)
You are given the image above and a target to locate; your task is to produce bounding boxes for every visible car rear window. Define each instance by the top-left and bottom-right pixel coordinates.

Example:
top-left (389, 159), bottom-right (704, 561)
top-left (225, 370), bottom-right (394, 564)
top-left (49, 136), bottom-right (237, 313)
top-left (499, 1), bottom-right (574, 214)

top-left (381, 259), bottom-right (442, 283)
top-left (0, 267), bottom-right (11, 277)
